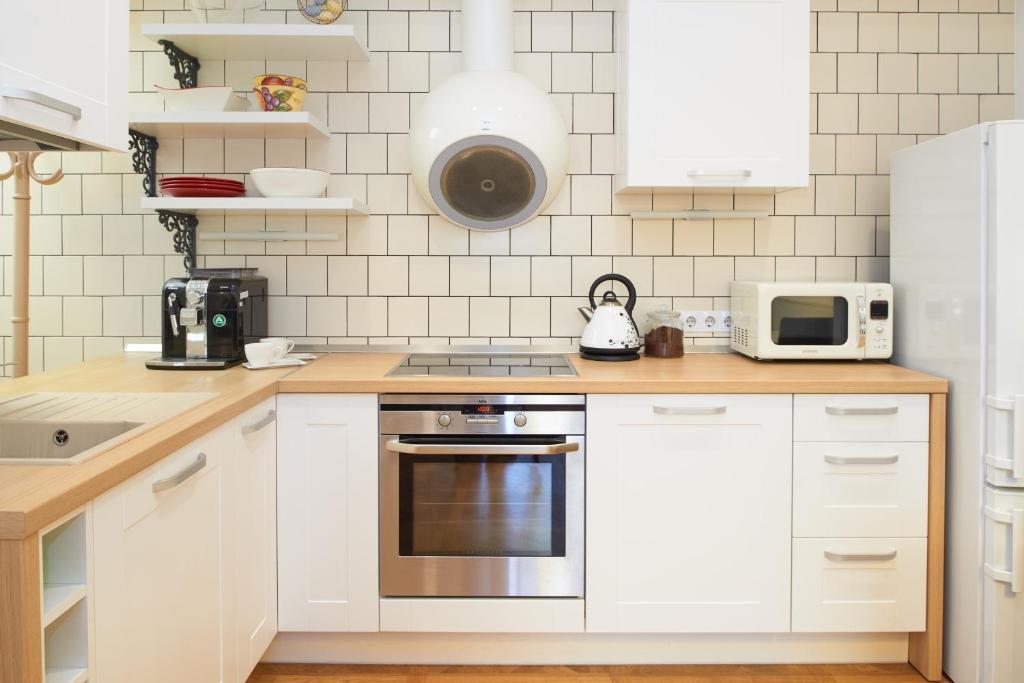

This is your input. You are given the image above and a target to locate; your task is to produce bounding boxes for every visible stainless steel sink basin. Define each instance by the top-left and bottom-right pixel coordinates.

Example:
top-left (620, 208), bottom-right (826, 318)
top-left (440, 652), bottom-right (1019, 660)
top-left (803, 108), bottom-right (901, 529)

top-left (0, 420), bottom-right (144, 462)
top-left (0, 392), bottom-right (218, 465)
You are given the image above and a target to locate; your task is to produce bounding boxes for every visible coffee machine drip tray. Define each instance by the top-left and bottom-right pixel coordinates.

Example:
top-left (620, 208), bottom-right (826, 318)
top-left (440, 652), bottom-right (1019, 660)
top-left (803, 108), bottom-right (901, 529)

top-left (146, 358), bottom-right (244, 370)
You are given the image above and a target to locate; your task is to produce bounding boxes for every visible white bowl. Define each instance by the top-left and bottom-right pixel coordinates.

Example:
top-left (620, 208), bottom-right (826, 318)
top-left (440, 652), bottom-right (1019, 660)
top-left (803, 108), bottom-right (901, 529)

top-left (250, 168), bottom-right (329, 199)
top-left (155, 85), bottom-right (249, 113)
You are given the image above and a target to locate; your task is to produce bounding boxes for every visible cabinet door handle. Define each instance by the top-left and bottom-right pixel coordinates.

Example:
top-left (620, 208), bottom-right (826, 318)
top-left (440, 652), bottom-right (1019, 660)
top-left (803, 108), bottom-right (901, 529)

top-left (653, 405), bottom-right (727, 416)
top-left (824, 454), bottom-right (900, 465)
top-left (152, 453), bottom-right (207, 493)
top-left (824, 549), bottom-right (898, 562)
top-left (686, 168), bottom-right (752, 179)
top-left (0, 86), bottom-right (82, 120)
top-left (825, 405), bottom-right (899, 416)
top-left (241, 409), bottom-right (276, 435)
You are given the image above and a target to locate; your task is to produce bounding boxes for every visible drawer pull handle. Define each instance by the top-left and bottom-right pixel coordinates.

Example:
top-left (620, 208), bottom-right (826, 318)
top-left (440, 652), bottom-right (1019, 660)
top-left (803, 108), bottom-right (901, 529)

top-left (152, 453), bottom-right (206, 493)
top-left (825, 405), bottom-right (899, 416)
top-left (653, 406), bottom-right (727, 416)
top-left (825, 454), bottom-right (899, 465)
top-left (241, 409), bottom-right (276, 435)
top-left (984, 507), bottom-right (1023, 593)
top-left (824, 549), bottom-right (898, 562)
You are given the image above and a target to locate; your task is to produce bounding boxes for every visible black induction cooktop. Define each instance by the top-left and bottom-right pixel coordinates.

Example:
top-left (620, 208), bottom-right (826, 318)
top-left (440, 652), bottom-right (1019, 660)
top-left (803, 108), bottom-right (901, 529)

top-left (387, 353), bottom-right (577, 377)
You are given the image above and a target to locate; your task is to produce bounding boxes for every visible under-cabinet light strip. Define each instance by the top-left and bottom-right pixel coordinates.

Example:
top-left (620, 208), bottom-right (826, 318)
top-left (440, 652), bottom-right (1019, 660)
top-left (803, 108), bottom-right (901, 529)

top-left (630, 210), bottom-right (771, 220)
top-left (198, 231), bottom-right (339, 242)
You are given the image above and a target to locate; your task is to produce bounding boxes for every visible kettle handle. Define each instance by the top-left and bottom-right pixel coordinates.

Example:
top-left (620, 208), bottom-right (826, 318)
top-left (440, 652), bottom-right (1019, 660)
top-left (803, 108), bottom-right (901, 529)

top-left (588, 274), bottom-right (638, 314)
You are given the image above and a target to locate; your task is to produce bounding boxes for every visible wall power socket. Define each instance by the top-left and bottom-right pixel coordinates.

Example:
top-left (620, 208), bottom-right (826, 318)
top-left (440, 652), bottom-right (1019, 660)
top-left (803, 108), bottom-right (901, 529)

top-left (680, 310), bottom-right (732, 334)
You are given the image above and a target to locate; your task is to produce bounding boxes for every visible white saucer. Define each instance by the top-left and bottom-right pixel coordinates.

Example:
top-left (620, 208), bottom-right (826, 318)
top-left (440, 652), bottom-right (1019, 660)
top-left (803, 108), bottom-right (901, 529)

top-left (244, 358), bottom-right (306, 370)
top-left (286, 353), bottom-right (318, 361)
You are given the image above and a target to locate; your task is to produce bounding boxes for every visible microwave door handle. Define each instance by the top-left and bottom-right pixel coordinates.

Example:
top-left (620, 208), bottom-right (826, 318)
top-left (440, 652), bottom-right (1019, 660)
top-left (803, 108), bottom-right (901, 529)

top-left (857, 295), bottom-right (866, 348)
top-left (385, 439), bottom-right (579, 456)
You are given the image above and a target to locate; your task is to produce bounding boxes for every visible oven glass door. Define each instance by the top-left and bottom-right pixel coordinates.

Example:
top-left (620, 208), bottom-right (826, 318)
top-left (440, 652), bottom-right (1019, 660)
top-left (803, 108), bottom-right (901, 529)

top-left (399, 445), bottom-right (566, 558)
top-left (380, 435), bottom-right (584, 597)
top-left (770, 295), bottom-right (850, 346)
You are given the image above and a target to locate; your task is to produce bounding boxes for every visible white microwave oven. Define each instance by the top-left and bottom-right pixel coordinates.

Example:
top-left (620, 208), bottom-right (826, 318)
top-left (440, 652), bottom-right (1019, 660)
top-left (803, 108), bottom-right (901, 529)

top-left (730, 281), bottom-right (893, 360)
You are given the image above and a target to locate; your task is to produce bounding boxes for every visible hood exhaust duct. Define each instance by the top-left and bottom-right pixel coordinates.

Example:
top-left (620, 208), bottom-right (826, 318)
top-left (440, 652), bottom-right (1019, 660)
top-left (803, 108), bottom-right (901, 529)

top-left (409, 0), bottom-right (569, 231)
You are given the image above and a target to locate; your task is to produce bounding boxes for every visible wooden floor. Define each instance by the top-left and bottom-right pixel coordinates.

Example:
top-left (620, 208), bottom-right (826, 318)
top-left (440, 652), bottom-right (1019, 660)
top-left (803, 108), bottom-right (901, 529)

top-left (248, 663), bottom-right (950, 683)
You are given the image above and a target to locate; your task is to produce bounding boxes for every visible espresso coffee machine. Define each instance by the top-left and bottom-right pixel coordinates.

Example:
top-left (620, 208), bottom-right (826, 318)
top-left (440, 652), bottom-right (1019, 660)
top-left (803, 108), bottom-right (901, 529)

top-left (147, 269), bottom-right (268, 370)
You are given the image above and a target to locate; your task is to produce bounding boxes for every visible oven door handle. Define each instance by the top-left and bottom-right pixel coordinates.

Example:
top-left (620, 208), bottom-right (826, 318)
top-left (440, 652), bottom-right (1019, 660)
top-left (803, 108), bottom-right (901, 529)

top-left (385, 439), bottom-right (579, 456)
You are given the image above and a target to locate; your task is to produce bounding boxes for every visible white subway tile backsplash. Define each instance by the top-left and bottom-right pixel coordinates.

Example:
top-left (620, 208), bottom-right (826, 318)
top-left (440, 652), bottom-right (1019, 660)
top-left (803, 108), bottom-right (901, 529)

top-left (532, 11), bottom-right (573, 51)
top-left (388, 296), bottom-right (429, 336)
top-left (3, 4), bottom-right (1004, 368)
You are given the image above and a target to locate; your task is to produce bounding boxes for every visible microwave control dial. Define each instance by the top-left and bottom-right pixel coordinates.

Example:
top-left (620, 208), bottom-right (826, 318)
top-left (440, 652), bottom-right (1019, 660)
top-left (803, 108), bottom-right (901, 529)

top-left (437, 413), bottom-right (451, 427)
top-left (514, 413), bottom-right (527, 428)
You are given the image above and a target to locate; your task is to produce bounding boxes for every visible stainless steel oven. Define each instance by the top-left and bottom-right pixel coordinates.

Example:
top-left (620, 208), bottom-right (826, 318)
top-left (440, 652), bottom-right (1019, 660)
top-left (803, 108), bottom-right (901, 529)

top-left (379, 393), bottom-right (585, 598)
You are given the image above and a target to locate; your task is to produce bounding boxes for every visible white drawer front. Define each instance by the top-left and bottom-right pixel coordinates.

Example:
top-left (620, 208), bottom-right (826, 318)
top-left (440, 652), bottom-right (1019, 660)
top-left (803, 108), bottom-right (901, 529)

top-left (602, 394), bottom-right (793, 427)
top-left (793, 442), bottom-right (929, 538)
top-left (794, 395), bottom-right (929, 442)
top-left (792, 538), bottom-right (927, 633)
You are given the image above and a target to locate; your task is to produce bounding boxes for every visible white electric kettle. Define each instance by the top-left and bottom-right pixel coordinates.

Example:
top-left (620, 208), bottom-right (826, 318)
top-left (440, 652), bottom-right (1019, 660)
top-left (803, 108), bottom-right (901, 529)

top-left (577, 274), bottom-right (642, 361)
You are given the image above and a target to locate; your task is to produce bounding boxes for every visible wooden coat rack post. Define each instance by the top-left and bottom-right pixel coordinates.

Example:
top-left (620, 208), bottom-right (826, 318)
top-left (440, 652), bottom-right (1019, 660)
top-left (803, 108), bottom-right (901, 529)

top-left (0, 152), bottom-right (63, 378)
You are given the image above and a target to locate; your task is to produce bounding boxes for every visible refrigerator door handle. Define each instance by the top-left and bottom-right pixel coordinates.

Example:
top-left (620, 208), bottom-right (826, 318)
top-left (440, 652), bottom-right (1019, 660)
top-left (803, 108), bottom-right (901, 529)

top-left (984, 506), bottom-right (1024, 594)
top-left (985, 395), bottom-right (1024, 479)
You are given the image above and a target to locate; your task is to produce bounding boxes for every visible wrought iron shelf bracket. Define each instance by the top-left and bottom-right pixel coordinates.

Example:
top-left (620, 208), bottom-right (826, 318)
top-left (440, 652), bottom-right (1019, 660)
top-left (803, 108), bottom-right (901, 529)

top-left (128, 129), bottom-right (159, 198)
top-left (158, 210), bottom-right (199, 273)
top-left (158, 39), bottom-right (200, 89)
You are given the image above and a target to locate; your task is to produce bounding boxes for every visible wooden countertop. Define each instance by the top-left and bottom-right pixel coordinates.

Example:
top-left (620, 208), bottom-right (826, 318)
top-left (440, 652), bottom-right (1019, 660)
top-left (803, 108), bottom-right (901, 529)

top-left (0, 352), bottom-right (946, 539)
top-left (0, 355), bottom-right (294, 539)
top-left (278, 352), bottom-right (948, 395)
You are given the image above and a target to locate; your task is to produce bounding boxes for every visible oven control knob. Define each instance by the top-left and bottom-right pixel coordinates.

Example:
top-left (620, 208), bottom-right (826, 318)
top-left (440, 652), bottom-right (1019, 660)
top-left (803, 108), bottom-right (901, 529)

top-left (437, 413), bottom-right (451, 427)
top-left (514, 413), bottom-right (527, 428)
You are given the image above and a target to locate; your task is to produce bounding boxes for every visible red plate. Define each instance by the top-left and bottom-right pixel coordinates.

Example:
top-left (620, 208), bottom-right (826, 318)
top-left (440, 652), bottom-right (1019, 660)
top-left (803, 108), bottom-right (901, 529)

top-left (160, 175), bottom-right (244, 185)
top-left (160, 179), bottom-right (244, 189)
top-left (161, 187), bottom-right (246, 198)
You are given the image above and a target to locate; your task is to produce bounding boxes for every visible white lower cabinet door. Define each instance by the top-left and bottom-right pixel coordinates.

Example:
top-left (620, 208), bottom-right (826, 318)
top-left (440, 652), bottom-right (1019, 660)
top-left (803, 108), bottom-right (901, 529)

top-left (586, 394), bottom-right (793, 633)
top-left (792, 537), bottom-right (927, 632)
top-left (277, 394), bottom-right (379, 631)
top-left (93, 433), bottom-right (228, 683)
top-left (229, 398), bottom-right (278, 679)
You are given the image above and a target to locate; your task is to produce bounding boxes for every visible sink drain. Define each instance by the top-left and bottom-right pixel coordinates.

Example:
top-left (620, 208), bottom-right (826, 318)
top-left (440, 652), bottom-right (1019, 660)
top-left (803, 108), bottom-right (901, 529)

top-left (52, 429), bottom-right (70, 447)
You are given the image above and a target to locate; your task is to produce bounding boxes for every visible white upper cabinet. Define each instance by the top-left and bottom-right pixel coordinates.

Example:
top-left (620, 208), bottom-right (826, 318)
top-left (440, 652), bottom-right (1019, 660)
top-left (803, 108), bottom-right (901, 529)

top-left (586, 394), bottom-right (793, 633)
top-left (277, 394), bottom-right (380, 632)
top-left (0, 0), bottom-right (127, 151)
top-left (616, 0), bottom-right (809, 192)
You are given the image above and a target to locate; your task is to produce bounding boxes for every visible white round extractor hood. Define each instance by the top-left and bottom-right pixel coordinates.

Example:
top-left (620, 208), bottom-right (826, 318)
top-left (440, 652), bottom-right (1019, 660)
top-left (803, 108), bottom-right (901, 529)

top-left (409, 0), bottom-right (569, 231)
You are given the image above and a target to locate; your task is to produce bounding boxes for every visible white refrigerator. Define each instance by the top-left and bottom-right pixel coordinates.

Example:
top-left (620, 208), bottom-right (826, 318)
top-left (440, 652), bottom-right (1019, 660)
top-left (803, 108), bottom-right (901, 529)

top-left (891, 120), bottom-right (1024, 683)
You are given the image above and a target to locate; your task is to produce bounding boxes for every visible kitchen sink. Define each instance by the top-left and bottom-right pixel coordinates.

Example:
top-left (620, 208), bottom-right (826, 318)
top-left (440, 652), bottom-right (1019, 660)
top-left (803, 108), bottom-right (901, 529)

top-left (0, 392), bottom-right (218, 465)
top-left (0, 419), bottom-right (145, 462)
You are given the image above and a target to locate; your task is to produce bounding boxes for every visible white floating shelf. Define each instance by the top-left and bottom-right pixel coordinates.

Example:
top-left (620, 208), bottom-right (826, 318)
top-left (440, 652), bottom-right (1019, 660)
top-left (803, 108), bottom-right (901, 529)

top-left (631, 210), bottom-right (771, 220)
top-left (199, 231), bottom-right (339, 241)
top-left (128, 111), bottom-right (328, 139)
top-left (45, 668), bottom-right (88, 683)
top-left (142, 23), bottom-right (369, 61)
top-left (142, 197), bottom-right (369, 216)
top-left (42, 584), bottom-right (87, 628)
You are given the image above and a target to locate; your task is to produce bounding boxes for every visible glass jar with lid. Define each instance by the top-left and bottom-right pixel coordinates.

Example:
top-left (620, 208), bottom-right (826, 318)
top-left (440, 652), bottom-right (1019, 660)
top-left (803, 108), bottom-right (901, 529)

top-left (644, 306), bottom-right (685, 358)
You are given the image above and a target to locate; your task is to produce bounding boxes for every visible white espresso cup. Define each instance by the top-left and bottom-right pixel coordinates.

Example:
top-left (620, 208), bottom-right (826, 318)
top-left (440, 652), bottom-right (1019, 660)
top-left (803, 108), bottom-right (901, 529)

top-left (245, 342), bottom-right (277, 367)
top-left (260, 337), bottom-right (295, 360)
